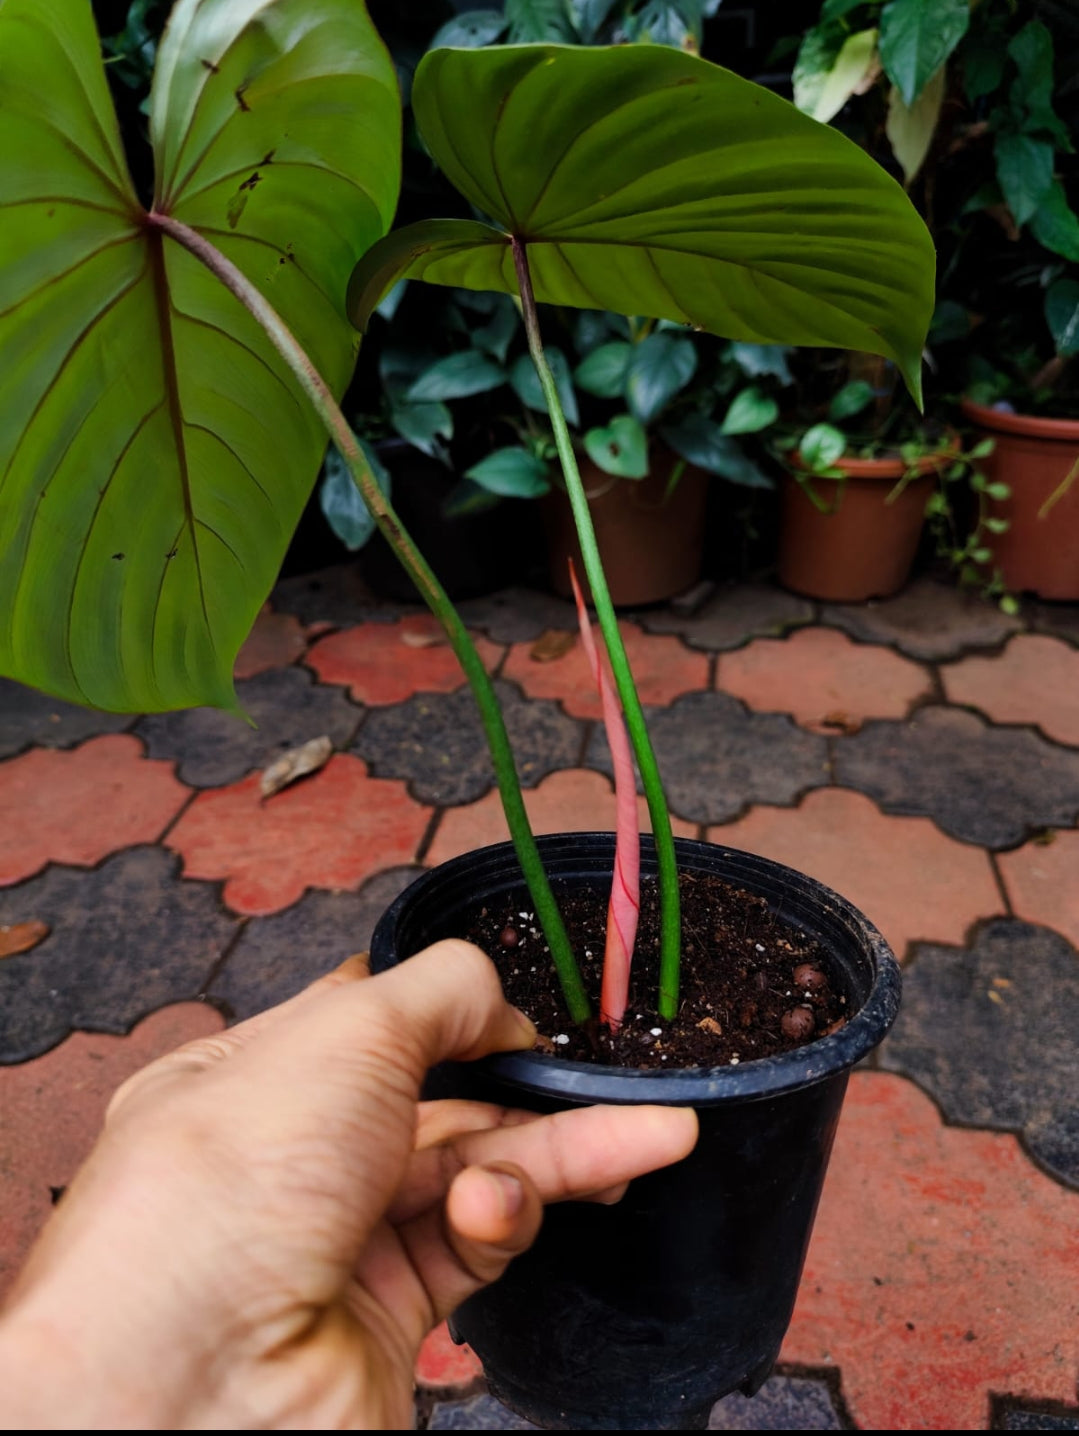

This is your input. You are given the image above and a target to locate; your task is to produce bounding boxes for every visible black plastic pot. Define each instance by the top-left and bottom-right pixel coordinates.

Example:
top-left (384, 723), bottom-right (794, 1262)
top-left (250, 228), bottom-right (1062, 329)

top-left (370, 835), bottom-right (900, 1431)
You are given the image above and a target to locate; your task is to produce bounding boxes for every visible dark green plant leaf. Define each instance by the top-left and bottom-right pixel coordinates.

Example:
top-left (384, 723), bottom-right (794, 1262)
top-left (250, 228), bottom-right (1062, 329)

top-left (430, 10), bottom-right (507, 48)
top-left (510, 349), bottom-right (580, 426)
top-left (443, 478), bottom-right (503, 517)
top-left (574, 309), bottom-right (629, 352)
top-left (472, 295), bottom-right (520, 362)
top-left (506, 0), bottom-right (576, 43)
top-left (625, 333), bottom-right (698, 424)
top-left (0, 0), bottom-right (399, 712)
top-left (879, 0), bottom-right (968, 106)
top-left (571, 0), bottom-right (619, 43)
top-left (728, 342), bottom-right (794, 384)
top-left (928, 299), bottom-right (971, 344)
top-left (799, 422), bottom-right (847, 470)
top-left (389, 393), bottom-right (453, 462)
top-left (574, 341), bottom-right (634, 398)
top-left (1008, 21), bottom-right (1069, 147)
top-left (584, 414), bottom-right (649, 478)
top-left (1031, 181), bottom-right (1079, 263)
top-left (661, 414), bottom-right (773, 488)
top-left (828, 379), bottom-right (876, 420)
top-left (962, 33), bottom-right (1004, 103)
top-left (995, 132), bottom-right (1054, 228)
top-left (720, 386), bottom-right (778, 435)
top-left (1046, 278), bottom-right (1079, 357)
top-left (465, 446), bottom-right (551, 497)
top-left (348, 45), bottom-right (935, 404)
top-left (630, 1), bottom-right (699, 49)
top-left (407, 351), bottom-right (507, 402)
top-left (319, 440), bottom-right (390, 550)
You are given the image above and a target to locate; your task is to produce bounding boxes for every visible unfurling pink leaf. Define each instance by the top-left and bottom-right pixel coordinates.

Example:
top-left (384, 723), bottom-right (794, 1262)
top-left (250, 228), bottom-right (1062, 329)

top-left (568, 561), bottom-right (639, 1030)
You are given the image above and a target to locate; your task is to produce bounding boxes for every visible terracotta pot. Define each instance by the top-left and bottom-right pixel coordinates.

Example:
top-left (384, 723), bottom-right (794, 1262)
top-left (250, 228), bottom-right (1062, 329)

top-left (961, 399), bottom-right (1079, 600)
top-left (544, 447), bottom-right (708, 606)
top-left (777, 446), bottom-right (947, 603)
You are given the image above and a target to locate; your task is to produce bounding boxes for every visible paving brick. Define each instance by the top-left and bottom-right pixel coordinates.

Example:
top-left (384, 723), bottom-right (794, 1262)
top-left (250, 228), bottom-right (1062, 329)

top-left (458, 586), bottom-right (577, 644)
top-left (416, 1321), bottom-right (484, 1392)
top-left (821, 576), bottom-right (1023, 660)
top-left (0, 677), bottom-right (130, 760)
top-left (586, 692), bottom-right (829, 825)
top-left (706, 788), bottom-right (1000, 961)
top-left (782, 1072), bottom-right (1079, 1431)
top-left (273, 563), bottom-right (409, 629)
top-left (233, 604), bottom-right (307, 678)
top-left (306, 616), bottom-right (502, 706)
top-left (941, 634), bottom-right (1079, 747)
top-left (208, 870), bottom-right (420, 1021)
top-left (354, 681), bottom-right (583, 808)
top-left (428, 1394), bottom-right (537, 1429)
top-left (136, 666), bottom-right (361, 788)
top-left (503, 621), bottom-right (709, 721)
top-left (167, 755), bottom-right (431, 916)
top-left (708, 1373), bottom-right (843, 1430)
top-left (0, 1002), bottom-right (224, 1303)
top-left (426, 768), bottom-right (697, 868)
top-left (1000, 1405), bottom-right (1079, 1430)
top-left (999, 830), bottom-right (1079, 951)
top-left (641, 583), bottom-right (815, 651)
top-left (716, 626), bottom-right (931, 732)
top-left (879, 919), bottom-right (1079, 1188)
top-left (1024, 597), bottom-right (1079, 649)
top-left (0, 735), bottom-right (190, 886)
top-left (833, 705), bottom-right (1079, 848)
top-left (0, 847), bottom-right (237, 1064)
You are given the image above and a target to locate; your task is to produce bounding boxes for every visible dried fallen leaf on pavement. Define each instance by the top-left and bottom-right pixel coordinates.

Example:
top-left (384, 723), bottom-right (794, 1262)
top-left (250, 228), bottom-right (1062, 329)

top-left (530, 628), bottom-right (577, 663)
top-left (260, 736), bottom-right (333, 798)
top-left (0, 920), bottom-right (50, 959)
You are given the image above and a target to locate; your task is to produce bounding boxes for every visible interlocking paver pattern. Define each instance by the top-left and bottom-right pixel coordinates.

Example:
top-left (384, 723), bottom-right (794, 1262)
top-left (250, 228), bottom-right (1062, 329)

top-left (833, 705), bottom-right (1079, 847)
top-left (3, 569), bottom-right (1078, 1431)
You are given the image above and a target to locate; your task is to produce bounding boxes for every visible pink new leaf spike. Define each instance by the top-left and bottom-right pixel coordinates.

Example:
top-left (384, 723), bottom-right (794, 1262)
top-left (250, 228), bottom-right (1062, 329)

top-left (569, 562), bottom-right (639, 1030)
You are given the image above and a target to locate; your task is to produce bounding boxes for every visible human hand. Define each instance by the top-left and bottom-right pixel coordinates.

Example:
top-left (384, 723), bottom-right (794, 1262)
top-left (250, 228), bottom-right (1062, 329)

top-left (0, 941), bottom-right (697, 1430)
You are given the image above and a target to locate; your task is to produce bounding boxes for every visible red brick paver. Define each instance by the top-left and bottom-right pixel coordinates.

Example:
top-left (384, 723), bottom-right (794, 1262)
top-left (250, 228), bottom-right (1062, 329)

top-left (233, 605), bottom-right (307, 679)
top-left (941, 634), bottom-right (1079, 747)
top-left (783, 1072), bottom-right (1079, 1431)
top-left (416, 1321), bottom-right (483, 1391)
top-left (716, 626), bottom-right (931, 732)
top-left (307, 616), bottom-right (502, 706)
top-left (166, 754), bottom-right (431, 915)
top-left (426, 768), bottom-right (697, 868)
top-left (0, 735), bottom-right (189, 886)
top-left (0, 1003), bottom-right (224, 1303)
top-left (998, 829), bottom-right (1079, 951)
top-left (502, 622), bottom-right (708, 721)
top-left (707, 788), bottom-right (1000, 960)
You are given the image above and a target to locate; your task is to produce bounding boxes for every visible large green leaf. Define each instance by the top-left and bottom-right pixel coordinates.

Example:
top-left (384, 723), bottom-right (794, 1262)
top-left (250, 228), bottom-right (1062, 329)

top-left (348, 44), bottom-right (935, 402)
top-left (0, 0), bottom-right (399, 712)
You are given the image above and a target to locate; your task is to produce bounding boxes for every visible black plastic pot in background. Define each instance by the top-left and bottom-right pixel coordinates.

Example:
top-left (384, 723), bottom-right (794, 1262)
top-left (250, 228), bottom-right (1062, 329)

top-left (371, 835), bottom-right (901, 1431)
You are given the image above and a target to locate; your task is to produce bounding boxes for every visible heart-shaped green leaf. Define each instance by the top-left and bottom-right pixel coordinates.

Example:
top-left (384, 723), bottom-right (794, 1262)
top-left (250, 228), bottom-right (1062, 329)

top-left (662, 414), bottom-right (773, 488)
top-left (584, 415), bottom-right (649, 479)
top-left (407, 351), bottom-right (507, 402)
top-left (0, 0), bottom-right (399, 712)
top-left (574, 341), bottom-right (634, 398)
top-left (348, 44), bottom-right (935, 402)
top-left (624, 333), bottom-right (698, 425)
top-left (720, 386), bottom-right (779, 435)
top-left (465, 446), bottom-right (551, 497)
top-left (509, 349), bottom-right (580, 427)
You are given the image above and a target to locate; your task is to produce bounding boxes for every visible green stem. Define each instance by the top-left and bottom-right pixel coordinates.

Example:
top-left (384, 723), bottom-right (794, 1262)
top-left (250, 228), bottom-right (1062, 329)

top-left (148, 212), bottom-right (590, 1023)
top-left (511, 238), bottom-right (682, 1019)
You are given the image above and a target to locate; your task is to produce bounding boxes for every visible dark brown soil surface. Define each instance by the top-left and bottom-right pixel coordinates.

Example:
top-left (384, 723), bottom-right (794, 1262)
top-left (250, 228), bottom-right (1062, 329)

top-left (463, 870), bottom-right (848, 1068)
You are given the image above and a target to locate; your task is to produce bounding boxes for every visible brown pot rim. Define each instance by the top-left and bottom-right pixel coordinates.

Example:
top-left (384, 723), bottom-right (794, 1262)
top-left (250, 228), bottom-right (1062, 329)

top-left (791, 434), bottom-right (957, 482)
top-left (961, 398), bottom-right (1079, 442)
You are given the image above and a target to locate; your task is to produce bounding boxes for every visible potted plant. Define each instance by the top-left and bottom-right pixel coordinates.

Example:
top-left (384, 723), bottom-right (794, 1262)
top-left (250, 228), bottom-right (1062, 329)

top-left (0, 1), bottom-right (929, 1425)
top-left (935, 3), bottom-right (1079, 598)
top-left (771, 0), bottom-right (1001, 601)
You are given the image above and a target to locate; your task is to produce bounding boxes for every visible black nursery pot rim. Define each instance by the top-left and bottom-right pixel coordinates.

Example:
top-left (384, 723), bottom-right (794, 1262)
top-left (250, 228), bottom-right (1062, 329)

top-left (372, 833), bottom-right (901, 1107)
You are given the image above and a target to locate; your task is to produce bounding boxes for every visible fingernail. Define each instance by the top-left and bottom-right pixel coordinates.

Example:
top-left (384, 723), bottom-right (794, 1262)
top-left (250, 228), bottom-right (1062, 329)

top-left (486, 1167), bottom-right (524, 1220)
